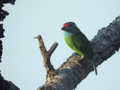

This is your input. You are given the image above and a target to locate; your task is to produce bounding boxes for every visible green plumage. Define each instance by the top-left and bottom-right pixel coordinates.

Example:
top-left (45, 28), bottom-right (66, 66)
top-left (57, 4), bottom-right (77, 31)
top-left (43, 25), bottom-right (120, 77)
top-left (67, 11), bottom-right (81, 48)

top-left (65, 31), bottom-right (93, 59)
top-left (62, 22), bottom-right (97, 75)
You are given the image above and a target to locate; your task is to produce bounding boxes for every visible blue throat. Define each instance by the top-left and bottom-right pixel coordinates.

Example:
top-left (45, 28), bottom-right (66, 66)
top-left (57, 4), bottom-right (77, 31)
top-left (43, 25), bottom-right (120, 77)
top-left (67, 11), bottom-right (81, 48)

top-left (64, 31), bottom-right (73, 38)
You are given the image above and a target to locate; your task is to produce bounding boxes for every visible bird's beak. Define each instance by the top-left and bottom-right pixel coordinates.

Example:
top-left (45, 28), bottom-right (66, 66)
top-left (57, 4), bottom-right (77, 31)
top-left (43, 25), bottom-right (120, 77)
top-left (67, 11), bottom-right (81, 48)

top-left (61, 27), bottom-right (65, 31)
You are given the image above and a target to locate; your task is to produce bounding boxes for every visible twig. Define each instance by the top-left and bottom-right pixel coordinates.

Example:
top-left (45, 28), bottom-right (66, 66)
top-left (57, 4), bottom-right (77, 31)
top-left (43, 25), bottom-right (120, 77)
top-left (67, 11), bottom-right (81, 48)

top-left (48, 42), bottom-right (58, 57)
top-left (35, 35), bottom-right (58, 83)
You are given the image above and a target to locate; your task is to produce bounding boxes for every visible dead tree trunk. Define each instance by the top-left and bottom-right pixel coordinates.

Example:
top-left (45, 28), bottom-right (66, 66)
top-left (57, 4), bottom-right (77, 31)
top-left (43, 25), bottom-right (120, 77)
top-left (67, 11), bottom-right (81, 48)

top-left (36, 16), bottom-right (120, 90)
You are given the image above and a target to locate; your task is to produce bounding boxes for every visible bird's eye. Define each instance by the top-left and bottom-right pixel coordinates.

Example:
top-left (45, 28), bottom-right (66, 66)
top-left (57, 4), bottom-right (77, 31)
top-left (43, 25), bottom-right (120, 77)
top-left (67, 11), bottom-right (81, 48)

top-left (63, 23), bottom-right (70, 28)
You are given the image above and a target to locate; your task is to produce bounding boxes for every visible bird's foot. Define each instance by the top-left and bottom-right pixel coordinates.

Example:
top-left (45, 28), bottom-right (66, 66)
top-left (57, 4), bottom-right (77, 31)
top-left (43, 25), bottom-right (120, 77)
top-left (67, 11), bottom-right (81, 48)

top-left (80, 56), bottom-right (84, 60)
top-left (73, 55), bottom-right (84, 61)
top-left (75, 53), bottom-right (84, 60)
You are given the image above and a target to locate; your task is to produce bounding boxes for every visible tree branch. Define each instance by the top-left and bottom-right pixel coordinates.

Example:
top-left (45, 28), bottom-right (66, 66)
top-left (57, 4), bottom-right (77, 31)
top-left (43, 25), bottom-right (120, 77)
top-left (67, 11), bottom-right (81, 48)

top-left (48, 42), bottom-right (58, 57)
top-left (35, 35), bottom-right (58, 83)
top-left (0, 0), bottom-right (19, 90)
top-left (37, 16), bottom-right (120, 90)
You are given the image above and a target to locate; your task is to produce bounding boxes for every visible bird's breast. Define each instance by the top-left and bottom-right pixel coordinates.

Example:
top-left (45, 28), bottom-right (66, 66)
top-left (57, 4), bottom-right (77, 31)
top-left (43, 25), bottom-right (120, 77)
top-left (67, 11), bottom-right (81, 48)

top-left (64, 32), bottom-right (75, 50)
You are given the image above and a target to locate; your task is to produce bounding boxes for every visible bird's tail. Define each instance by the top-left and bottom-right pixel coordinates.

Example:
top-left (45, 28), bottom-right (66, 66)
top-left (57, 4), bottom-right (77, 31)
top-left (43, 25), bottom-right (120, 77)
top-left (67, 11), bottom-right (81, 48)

top-left (91, 61), bottom-right (97, 75)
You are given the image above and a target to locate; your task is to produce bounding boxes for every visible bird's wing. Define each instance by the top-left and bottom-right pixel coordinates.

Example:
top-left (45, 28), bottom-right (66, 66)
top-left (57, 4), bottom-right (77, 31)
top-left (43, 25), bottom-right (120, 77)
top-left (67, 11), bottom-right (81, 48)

top-left (72, 31), bottom-right (97, 75)
top-left (71, 32), bottom-right (93, 59)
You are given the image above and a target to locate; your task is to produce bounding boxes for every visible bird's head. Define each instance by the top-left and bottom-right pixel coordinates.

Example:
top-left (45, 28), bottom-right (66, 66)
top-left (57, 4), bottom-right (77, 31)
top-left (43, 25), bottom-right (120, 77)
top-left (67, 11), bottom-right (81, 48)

top-left (61, 22), bottom-right (78, 34)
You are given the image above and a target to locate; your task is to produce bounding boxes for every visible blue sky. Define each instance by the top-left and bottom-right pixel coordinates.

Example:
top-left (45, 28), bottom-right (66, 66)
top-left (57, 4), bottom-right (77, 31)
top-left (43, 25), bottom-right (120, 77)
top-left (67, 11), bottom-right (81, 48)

top-left (1, 0), bottom-right (120, 90)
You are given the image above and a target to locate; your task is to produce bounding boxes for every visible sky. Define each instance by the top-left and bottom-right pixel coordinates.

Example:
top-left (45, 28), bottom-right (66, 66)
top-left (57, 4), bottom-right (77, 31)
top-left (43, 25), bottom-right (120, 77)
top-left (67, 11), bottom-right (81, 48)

top-left (1, 0), bottom-right (120, 90)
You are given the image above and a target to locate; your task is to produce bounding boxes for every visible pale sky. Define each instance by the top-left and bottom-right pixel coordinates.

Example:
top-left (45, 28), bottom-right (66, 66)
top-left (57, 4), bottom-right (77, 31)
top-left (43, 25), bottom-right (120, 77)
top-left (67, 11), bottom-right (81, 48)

top-left (1, 0), bottom-right (120, 90)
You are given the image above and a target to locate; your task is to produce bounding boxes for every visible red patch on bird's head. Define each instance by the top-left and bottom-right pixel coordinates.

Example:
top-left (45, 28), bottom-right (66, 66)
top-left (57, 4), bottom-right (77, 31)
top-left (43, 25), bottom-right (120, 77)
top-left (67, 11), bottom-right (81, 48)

top-left (63, 23), bottom-right (70, 28)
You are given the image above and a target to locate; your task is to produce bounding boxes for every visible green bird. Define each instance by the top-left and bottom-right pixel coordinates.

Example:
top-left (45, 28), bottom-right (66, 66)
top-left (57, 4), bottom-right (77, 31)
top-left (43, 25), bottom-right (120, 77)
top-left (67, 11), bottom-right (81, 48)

top-left (61, 22), bottom-right (97, 75)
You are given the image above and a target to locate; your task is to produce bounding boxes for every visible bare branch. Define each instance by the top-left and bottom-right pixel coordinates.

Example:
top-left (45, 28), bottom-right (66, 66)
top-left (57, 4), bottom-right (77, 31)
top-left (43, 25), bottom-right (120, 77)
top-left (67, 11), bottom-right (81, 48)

top-left (48, 42), bottom-right (58, 57)
top-left (34, 35), bottom-right (47, 57)
top-left (35, 35), bottom-right (59, 84)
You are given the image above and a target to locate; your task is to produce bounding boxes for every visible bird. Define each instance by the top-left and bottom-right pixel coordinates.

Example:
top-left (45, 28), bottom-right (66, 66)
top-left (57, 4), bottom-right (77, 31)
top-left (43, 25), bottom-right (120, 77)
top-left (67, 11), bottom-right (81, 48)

top-left (61, 22), bottom-right (97, 75)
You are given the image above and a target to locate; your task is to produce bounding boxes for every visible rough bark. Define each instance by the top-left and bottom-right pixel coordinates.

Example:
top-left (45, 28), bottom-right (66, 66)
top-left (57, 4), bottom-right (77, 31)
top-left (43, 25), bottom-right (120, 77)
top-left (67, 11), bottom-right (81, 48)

top-left (37, 16), bottom-right (120, 90)
top-left (0, 0), bottom-right (20, 90)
